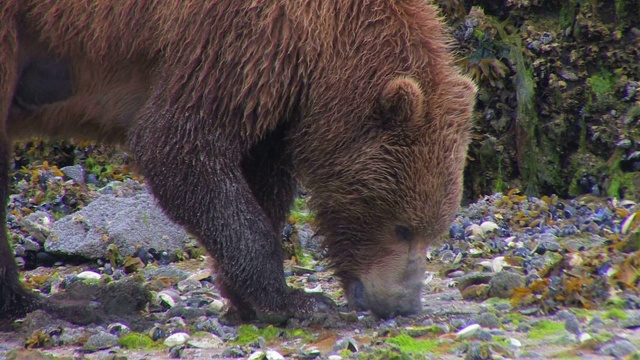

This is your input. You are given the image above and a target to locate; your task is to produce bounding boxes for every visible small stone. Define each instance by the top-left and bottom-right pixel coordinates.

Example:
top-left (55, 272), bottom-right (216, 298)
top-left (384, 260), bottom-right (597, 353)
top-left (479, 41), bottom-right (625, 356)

top-left (222, 346), bottom-right (247, 358)
top-left (456, 324), bottom-right (481, 339)
top-left (599, 339), bottom-right (637, 358)
top-left (465, 224), bottom-right (484, 238)
top-left (474, 313), bottom-right (500, 329)
top-left (158, 291), bottom-right (177, 308)
top-left (448, 270), bottom-right (465, 278)
top-left (540, 32), bottom-right (554, 44)
top-left (557, 310), bottom-right (581, 336)
top-left (248, 351), bottom-right (266, 360)
top-left (491, 256), bottom-right (507, 273)
top-left (616, 139), bottom-right (633, 149)
top-left (83, 332), bottom-right (119, 351)
top-left (527, 40), bottom-right (542, 52)
top-left (76, 271), bottom-right (101, 281)
top-left (480, 221), bottom-right (499, 234)
top-left (20, 211), bottom-right (54, 244)
top-left (304, 284), bottom-right (323, 293)
top-left (579, 333), bottom-right (592, 343)
top-left (187, 332), bottom-right (224, 349)
top-left (163, 332), bottom-right (190, 347)
top-left (332, 337), bottom-right (358, 353)
top-left (60, 165), bottom-right (86, 184)
top-left (439, 249), bottom-right (456, 263)
top-left (177, 278), bottom-right (202, 292)
top-left (560, 69), bottom-right (579, 81)
top-left (328, 356), bottom-right (343, 360)
top-left (208, 299), bottom-right (225, 313)
top-left (488, 271), bottom-right (525, 299)
top-left (168, 344), bottom-right (185, 358)
top-left (23, 238), bottom-right (42, 252)
top-left (107, 323), bottom-right (130, 337)
top-left (455, 272), bottom-right (493, 291)
top-left (621, 311), bottom-right (640, 329)
top-left (509, 338), bottom-right (522, 347)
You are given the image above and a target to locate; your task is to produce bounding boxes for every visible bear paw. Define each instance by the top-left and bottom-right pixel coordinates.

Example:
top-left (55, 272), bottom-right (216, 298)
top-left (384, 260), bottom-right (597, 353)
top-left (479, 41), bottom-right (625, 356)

top-left (253, 290), bottom-right (336, 324)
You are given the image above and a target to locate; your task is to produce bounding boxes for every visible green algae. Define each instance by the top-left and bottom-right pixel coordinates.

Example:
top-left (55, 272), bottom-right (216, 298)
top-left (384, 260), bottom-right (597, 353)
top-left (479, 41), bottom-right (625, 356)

top-left (528, 320), bottom-right (566, 339)
top-left (604, 308), bottom-right (628, 320)
top-left (118, 333), bottom-right (161, 350)
top-left (386, 334), bottom-right (440, 355)
top-left (289, 197), bottom-right (315, 224)
top-left (233, 325), bottom-right (314, 346)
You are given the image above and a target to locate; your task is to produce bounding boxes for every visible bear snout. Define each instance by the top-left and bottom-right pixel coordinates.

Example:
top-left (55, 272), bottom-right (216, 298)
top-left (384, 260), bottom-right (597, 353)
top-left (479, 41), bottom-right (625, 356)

top-left (346, 255), bottom-right (426, 319)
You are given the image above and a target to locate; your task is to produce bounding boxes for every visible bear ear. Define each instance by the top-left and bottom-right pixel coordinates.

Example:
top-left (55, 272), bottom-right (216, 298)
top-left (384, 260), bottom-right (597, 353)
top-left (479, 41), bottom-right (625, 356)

top-left (378, 77), bottom-right (425, 129)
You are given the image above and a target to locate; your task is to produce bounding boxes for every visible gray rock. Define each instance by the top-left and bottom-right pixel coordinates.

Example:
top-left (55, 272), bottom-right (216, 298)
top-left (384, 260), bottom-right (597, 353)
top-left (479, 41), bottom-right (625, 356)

top-left (59, 327), bottom-right (89, 346)
top-left (83, 332), bottom-right (118, 351)
top-left (488, 271), bottom-right (525, 299)
top-left (559, 69), bottom-right (579, 81)
top-left (599, 339), bottom-right (637, 358)
top-left (60, 165), bottom-right (86, 184)
top-left (473, 313), bottom-right (501, 329)
top-left (621, 311), bottom-right (640, 329)
top-left (13, 244), bottom-right (26, 257)
top-left (141, 266), bottom-right (190, 281)
top-left (616, 139), bottom-right (633, 149)
top-left (45, 190), bottom-right (190, 259)
top-left (21, 237), bottom-right (42, 252)
top-left (297, 223), bottom-right (322, 252)
top-left (20, 211), bottom-right (54, 244)
top-left (177, 278), bottom-right (202, 292)
top-left (456, 272), bottom-right (493, 292)
top-left (557, 310), bottom-right (581, 336)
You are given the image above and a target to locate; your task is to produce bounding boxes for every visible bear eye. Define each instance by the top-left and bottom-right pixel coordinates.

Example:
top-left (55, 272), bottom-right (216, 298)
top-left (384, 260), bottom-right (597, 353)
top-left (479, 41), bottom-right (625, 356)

top-left (395, 225), bottom-right (413, 241)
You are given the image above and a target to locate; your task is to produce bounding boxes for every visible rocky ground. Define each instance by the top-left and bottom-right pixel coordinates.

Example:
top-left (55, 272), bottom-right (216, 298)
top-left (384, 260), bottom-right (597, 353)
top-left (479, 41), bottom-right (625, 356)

top-left (1, 151), bottom-right (640, 360)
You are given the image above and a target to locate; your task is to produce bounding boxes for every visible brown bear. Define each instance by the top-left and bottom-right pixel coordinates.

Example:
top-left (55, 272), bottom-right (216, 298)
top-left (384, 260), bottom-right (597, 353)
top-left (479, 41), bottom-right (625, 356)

top-left (0, 0), bottom-right (476, 322)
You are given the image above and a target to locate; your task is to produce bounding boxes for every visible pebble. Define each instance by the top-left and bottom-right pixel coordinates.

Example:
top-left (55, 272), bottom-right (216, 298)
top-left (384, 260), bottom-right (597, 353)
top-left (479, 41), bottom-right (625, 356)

top-left (328, 356), bottom-right (343, 360)
top-left (465, 224), bottom-right (484, 238)
top-left (557, 310), bottom-right (581, 336)
top-left (248, 350), bottom-right (285, 360)
top-left (177, 278), bottom-right (202, 292)
top-left (186, 332), bottom-right (224, 349)
top-left (456, 324), bottom-right (481, 339)
top-left (60, 165), bottom-right (86, 184)
top-left (509, 338), bottom-right (522, 347)
top-left (480, 221), bottom-right (499, 234)
top-left (488, 271), bottom-right (525, 299)
top-left (621, 311), bottom-right (640, 329)
top-left (579, 333), bottom-right (592, 343)
top-left (163, 332), bottom-right (190, 347)
top-left (473, 313), bottom-right (500, 329)
top-left (83, 332), bottom-right (118, 351)
top-left (208, 299), bottom-right (225, 313)
top-left (599, 339), bottom-right (637, 358)
top-left (332, 337), bottom-right (358, 353)
top-left (304, 284), bottom-right (323, 293)
top-left (560, 69), bottom-right (579, 81)
top-left (76, 271), bottom-right (101, 281)
top-left (106, 323), bottom-right (130, 337)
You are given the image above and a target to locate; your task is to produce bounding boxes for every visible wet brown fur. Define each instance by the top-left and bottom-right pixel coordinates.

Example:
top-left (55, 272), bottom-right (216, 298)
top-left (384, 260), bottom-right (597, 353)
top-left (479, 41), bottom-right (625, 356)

top-left (0, 1), bottom-right (476, 320)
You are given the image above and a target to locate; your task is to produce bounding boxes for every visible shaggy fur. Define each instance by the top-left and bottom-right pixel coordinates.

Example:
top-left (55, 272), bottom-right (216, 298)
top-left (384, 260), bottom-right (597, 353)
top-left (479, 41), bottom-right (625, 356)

top-left (0, 0), bottom-right (476, 321)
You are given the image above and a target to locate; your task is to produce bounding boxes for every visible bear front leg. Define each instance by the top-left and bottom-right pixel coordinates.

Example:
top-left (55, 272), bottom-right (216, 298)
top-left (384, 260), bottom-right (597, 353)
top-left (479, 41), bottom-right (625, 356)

top-left (129, 107), bottom-right (325, 323)
top-left (0, 131), bottom-right (41, 319)
top-left (241, 123), bottom-right (297, 234)
top-left (0, 34), bottom-right (42, 319)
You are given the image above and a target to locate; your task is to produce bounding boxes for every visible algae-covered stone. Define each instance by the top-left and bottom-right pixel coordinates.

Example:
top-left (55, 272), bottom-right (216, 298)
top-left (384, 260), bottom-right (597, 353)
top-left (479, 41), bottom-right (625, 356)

top-left (84, 332), bottom-right (119, 351)
top-left (488, 271), bottom-right (525, 299)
